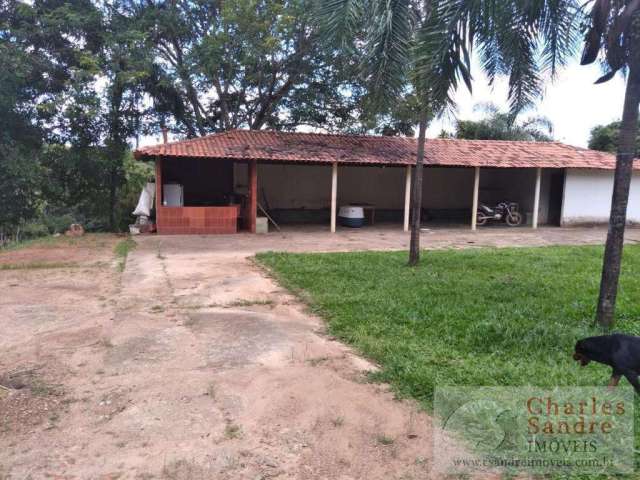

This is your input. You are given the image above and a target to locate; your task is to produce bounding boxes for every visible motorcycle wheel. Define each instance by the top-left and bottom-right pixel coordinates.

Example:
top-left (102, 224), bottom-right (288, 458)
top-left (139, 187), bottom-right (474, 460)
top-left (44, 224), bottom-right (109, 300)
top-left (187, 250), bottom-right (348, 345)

top-left (506, 212), bottom-right (523, 226)
top-left (476, 213), bottom-right (488, 226)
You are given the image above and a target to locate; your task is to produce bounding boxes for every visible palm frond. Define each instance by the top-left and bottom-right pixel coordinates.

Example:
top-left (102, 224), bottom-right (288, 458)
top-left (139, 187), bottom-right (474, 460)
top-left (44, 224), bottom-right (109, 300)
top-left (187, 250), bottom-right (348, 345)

top-left (361, 0), bottom-right (414, 108)
top-left (315, 0), bottom-right (366, 48)
top-left (414, 0), bottom-right (475, 112)
top-left (538, 0), bottom-right (583, 76)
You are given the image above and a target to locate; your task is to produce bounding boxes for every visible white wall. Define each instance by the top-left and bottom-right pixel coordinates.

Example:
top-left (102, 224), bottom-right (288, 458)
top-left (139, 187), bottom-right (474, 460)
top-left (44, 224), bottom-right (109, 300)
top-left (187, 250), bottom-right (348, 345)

top-left (562, 169), bottom-right (640, 225)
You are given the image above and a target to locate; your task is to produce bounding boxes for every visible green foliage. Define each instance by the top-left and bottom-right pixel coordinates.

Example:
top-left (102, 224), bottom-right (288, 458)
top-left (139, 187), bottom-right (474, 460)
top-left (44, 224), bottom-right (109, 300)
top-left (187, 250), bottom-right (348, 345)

top-left (40, 147), bottom-right (152, 232)
top-left (416, 1), bottom-right (582, 116)
top-left (114, 153), bottom-right (154, 231)
top-left (18, 222), bottom-right (50, 240)
top-left (114, 236), bottom-right (136, 272)
top-left (0, 142), bottom-right (44, 234)
top-left (129, 0), bottom-right (364, 134)
top-left (317, 0), bottom-right (418, 115)
top-left (588, 121), bottom-right (640, 156)
top-left (454, 104), bottom-right (554, 142)
top-left (316, 1), bottom-right (582, 133)
top-left (1, 0), bottom-right (378, 240)
top-left (42, 214), bottom-right (76, 235)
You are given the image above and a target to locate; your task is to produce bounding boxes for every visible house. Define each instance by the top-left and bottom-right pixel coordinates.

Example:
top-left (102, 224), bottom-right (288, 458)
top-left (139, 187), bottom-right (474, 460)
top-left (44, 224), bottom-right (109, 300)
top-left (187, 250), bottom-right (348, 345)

top-left (134, 129), bottom-right (638, 235)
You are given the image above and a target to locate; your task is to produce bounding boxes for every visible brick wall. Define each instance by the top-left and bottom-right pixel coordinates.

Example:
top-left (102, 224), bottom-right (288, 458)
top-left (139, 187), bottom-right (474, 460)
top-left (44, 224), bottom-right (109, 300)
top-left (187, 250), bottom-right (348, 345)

top-left (157, 205), bottom-right (240, 234)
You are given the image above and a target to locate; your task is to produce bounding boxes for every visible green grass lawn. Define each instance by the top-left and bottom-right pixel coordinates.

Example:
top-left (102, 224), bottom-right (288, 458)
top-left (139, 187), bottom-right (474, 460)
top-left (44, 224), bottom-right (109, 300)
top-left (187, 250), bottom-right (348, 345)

top-left (257, 245), bottom-right (640, 475)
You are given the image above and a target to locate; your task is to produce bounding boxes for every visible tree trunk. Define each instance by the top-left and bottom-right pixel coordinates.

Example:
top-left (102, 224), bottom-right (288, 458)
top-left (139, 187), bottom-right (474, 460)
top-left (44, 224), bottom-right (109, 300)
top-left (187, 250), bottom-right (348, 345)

top-left (408, 112), bottom-right (429, 266)
top-left (109, 167), bottom-right (117, 231)
top-left (596, 64), bottom-right (640, 328)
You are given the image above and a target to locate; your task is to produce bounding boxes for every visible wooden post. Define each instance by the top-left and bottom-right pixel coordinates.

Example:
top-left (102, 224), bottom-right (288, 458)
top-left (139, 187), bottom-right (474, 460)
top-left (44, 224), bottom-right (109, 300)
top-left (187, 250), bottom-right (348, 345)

top-left (532, 167), bottom-right (541, 229)
top-left (248, 160), bottom-right (258, 233)
top-left (471, 167), bottom-right (480, 231)
top-left (330, 162), bottom-right (338, 233)
top-left (403, 165), bottom-right (411, 232)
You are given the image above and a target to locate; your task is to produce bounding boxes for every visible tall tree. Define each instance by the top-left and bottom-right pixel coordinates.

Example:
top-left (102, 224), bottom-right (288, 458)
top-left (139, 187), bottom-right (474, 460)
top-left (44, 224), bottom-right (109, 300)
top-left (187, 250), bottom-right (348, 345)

top-left (580, 1), bottom-right (640, 328)
top-left (0, 0), bottom-right (102, 236)
top-left (129, 0), bottom-right (362, 136)
top-left (100, 0), bottom-right (152, 229)
top-left (318, 0), bottom-right (577, 266)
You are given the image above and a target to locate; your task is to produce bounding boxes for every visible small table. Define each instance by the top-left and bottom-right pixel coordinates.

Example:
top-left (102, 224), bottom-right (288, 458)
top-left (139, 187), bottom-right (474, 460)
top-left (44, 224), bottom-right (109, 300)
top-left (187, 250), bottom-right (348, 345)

top-left (350, 204), bottom-right (376, 225)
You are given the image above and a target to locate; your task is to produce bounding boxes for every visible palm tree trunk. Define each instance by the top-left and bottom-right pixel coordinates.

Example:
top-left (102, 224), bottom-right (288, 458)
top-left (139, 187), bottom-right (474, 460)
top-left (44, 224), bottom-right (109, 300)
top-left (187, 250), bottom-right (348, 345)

top-left (596, 64), bottom-right (640, 328)
top-left (408, 112), bottom-right (429, 266)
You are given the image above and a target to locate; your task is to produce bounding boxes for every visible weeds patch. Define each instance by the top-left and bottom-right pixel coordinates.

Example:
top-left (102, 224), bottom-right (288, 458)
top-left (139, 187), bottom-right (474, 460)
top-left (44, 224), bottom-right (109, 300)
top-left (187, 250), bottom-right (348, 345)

top-left (376, 434), bottom-right (394, 446)
top-left (114, 236), bottom-right (136, 272)
top-left (224, 423), bottom-right (242, 440)
top-left (0, 261), bottom-right (77, 270)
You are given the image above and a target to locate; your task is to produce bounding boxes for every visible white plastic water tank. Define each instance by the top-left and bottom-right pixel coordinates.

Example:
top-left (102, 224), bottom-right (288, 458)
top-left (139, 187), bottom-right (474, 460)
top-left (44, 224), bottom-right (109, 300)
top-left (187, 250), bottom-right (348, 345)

top-left (338, 206), bottom-right (365, 227)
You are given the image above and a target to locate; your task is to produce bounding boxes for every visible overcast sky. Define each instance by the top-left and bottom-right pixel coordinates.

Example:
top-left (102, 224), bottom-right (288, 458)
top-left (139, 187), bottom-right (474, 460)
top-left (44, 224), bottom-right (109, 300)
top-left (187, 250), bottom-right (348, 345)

top-left (428, 59), bottom-right (627, 148)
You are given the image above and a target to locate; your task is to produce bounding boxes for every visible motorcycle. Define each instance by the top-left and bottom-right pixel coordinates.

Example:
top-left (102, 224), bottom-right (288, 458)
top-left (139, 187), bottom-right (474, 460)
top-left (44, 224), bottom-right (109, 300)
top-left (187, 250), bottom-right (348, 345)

top-left (476, 201), bottom-right (523, 227)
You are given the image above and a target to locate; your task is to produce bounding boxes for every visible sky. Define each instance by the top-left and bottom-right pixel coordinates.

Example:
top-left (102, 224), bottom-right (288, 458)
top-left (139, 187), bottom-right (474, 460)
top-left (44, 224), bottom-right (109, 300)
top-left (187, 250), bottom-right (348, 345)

top-left (428, 59), bottom-right (627, 148)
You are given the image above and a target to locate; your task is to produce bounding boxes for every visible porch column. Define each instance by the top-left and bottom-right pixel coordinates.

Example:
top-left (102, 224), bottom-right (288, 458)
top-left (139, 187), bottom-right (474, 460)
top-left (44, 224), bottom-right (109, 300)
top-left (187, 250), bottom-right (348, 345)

top-left (403, 165), bottom-right (411, 232)
top-left (471, 167), bottom-right (480, 231)
top-left (532, 167), bottom-right (542, 229)
top-left (330, 162), bottom-right (338, 233)
top-left (155, 157), bottom-right (162, 210)
top-left (248, 160), bottom-right (258, 233)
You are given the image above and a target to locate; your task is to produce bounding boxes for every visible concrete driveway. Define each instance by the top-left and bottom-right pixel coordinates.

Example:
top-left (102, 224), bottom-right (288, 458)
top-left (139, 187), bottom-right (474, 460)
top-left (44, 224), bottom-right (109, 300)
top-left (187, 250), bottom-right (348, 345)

top-left (1, 226), bottom-right (631, 479)
top-left (146, 224), bottom-right (640, 254)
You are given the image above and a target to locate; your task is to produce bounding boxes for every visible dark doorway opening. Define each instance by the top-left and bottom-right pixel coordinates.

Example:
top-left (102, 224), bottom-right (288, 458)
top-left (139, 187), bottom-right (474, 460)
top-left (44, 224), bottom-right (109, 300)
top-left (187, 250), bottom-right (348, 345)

top-left (547, 169), bottom-right (565, 226)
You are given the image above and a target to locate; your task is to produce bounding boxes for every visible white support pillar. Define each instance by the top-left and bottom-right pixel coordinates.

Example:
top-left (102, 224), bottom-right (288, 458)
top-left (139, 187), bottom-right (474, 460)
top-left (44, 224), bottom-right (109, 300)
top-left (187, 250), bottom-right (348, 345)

top-left (471, 167), bottom-right (480, 231)
top-left (532, 167), bottom-right (542, 229)
top-left (403, 165), bottom-right (412, 232)
top-left (330, 162), bottom-right (338, 233)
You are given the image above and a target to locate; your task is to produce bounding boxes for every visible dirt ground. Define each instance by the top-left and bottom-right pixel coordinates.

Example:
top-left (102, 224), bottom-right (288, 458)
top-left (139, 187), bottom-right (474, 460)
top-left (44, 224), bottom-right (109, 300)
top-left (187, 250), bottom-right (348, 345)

top-left (0, 226), bottom-right (635, 479)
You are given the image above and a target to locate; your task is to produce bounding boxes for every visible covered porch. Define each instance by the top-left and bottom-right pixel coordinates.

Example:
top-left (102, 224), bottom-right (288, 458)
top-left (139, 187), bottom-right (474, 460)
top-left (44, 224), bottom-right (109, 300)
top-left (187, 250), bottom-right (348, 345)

top-left (134, 130), bottom-right (616, 236)
top-left (153, 158), bottom-right (563, 235)
top-left (243, 162), bottom-right (564, 232)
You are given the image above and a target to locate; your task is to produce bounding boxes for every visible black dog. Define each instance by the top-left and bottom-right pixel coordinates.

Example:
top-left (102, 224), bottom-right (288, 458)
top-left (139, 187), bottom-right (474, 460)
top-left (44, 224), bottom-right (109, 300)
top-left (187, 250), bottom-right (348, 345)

top-left (573, 334), bottom-right (640, 393)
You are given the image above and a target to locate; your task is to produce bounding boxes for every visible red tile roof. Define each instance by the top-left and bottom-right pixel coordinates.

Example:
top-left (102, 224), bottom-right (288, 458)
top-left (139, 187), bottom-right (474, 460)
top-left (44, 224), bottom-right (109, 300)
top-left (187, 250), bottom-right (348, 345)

top-left (134, 129), bottom-right (625, 170)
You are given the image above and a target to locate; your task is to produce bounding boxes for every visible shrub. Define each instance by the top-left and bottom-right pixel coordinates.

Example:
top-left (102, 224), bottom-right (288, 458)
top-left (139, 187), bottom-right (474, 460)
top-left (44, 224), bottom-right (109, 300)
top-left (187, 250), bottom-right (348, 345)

top-left (19, 222), bottom-right (50, 240)
top-left (42, 213), bottom-right (75, 234)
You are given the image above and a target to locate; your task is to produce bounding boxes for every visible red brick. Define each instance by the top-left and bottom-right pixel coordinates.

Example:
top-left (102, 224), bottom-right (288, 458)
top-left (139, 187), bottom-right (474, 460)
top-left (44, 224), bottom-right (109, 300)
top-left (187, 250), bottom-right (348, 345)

top-left (157, 206), bottom-right (239, 235)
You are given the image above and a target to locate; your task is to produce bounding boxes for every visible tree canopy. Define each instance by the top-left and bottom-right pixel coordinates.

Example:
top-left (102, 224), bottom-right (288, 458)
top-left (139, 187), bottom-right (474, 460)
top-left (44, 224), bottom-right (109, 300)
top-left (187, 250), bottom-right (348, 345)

top-left (588, 121), bottom-right (640, 156)
top-left (450, 104), bottom-right (554, 142)
top-left (0, 0), bottom-right (378, 239)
